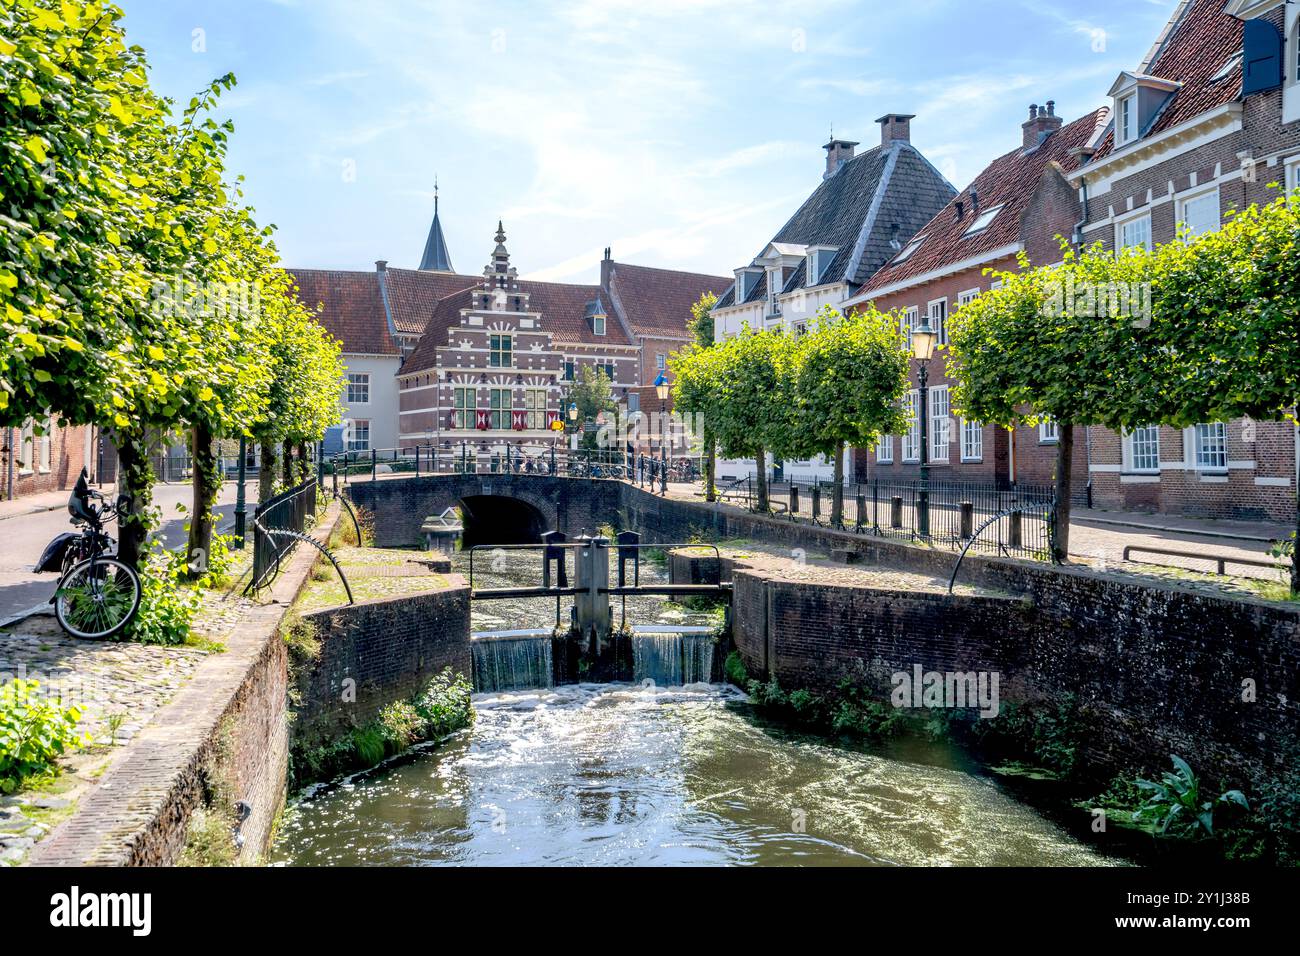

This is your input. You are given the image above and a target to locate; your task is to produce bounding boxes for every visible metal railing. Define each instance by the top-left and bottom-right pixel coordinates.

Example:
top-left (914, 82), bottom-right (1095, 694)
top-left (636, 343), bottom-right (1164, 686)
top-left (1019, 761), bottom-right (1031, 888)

top-left (718, 475), bottom-right (1056, 561)
top-left (1122, 544), bottom-right (1282, 577)
top-left (246, 477), bottom-right (318, 593)
top-left (328, 444), bottom-right (671, 484)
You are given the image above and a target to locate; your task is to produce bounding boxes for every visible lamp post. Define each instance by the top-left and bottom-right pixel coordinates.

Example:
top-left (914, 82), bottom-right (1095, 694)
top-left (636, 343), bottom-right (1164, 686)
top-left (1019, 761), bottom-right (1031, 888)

top-left (910, 322), bottom-right (937, 538)
top-left (234, 435), bottom-right (247, 548)
top-left (655, 372), bottom-right (670, 495)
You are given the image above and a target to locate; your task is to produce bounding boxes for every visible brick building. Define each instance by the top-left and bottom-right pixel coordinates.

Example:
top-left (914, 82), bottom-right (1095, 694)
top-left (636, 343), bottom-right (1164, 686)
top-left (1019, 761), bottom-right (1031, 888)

top-left (845, 103), bottom-right (1111, 496)
top-left (1063, 0), bottom-right (1300, 520)
top-left (710, 113), bottom-right (957, 481)
top-left (292, 196), bottom-right (726, 458)
top-left (2, 421), bottom-right (98, 501)
top-left (396, 224), bottom-right (726, 463)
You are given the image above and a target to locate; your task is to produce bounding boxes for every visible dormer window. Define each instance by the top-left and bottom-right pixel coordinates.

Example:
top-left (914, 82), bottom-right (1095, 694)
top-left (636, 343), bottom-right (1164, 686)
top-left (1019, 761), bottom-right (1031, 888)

top-left (963, 204), bottom-right (1004, 237)
top-left (1108, 71), bottom-right (1179, 150)
top-left (805, 246), bottom-right (837, 287)
top-left (892, 234), bottom-right (927, 265)
top-left (1118, 93), bottom-right (1136, 144)
top-left (593, 314), bottom-right (605, 335)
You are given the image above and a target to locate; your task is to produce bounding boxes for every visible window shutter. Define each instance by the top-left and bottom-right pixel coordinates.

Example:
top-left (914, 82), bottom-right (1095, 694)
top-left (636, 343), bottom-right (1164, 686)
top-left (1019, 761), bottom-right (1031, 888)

top-left (1242, 19), bottom-right (1283, 96)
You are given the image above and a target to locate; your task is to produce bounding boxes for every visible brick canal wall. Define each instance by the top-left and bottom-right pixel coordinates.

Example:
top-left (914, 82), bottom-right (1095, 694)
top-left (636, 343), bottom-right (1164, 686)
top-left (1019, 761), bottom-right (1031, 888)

top-left (627, 486), bottom-right (1300, 781)
top-left (294, 586), bottom-right (472, 750)
top-left (345, 474), bottom-right (624, 548)
top-left (27, 509), bottom-right (340, 867)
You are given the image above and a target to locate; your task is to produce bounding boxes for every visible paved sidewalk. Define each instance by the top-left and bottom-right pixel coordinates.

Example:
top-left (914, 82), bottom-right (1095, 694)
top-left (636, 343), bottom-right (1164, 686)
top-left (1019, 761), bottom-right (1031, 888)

top-left (666, 483), bottom-right (1292, 584)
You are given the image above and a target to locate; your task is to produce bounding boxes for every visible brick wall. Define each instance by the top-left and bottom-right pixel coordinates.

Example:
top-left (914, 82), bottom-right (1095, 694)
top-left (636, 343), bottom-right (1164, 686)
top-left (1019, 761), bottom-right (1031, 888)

top-left (2, 423), bottom-right (93, 500)
top-left (295, 586), bottom-right (471, 749)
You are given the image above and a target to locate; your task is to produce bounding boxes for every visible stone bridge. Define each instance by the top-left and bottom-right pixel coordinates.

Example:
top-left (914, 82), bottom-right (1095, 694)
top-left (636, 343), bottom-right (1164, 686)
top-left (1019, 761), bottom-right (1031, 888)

top-left (342, 474), bottom-right (625, 548)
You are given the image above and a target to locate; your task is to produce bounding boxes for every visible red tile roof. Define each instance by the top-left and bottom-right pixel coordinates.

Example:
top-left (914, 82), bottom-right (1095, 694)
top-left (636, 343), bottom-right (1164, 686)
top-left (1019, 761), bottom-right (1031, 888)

top-left (860, 108), bottom-right (1109, 293)
top-left (606, 262), bottom-right (730, 338)
top-left (1089, 0), bottom-right (1242, 162)
top-left (289, 269), bottom-right (397, 356)
top-left (380, 267), bottom-right (482, 335)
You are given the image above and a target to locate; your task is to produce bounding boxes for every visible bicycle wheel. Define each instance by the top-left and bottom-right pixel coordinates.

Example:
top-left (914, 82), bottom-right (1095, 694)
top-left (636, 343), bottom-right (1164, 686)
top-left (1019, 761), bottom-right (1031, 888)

top-left (55, 557), bottom-right (142, 640)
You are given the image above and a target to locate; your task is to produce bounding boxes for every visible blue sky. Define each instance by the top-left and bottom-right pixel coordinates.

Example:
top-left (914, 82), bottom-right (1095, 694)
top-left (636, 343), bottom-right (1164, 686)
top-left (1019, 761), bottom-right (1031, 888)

top-left (121, 0), bottom-right (1180, 283)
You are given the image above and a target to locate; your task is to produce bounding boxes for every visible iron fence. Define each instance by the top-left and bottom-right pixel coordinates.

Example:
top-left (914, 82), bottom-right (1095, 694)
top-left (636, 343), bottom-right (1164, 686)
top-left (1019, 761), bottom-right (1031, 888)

top-left (328, 444), bottom-right (663, 484)
top-left (246, 477), bottom-right (318, 592)
top-left (720, 476), bottom-right (1056, 560)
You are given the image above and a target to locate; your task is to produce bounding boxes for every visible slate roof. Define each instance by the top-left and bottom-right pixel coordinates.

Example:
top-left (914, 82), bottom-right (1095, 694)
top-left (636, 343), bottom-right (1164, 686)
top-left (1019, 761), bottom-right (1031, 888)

top-left (714, 141), bottom-right (956, 307)
top-left (606, 262), bottom-right (731, 338)
top-left (1087, 0), bottom-right (1243, 163)
top-left (290, 269), bottom-right (397, 356)
top-left (418, 197), bottom-right (455, 272)
top-left (861, 108), bottom-right (1110, 293)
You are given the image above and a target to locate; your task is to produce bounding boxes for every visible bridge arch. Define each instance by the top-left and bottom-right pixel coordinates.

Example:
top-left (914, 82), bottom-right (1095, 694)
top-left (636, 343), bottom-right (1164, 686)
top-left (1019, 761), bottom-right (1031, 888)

top-left (457, 494), bottom-right (547, 546)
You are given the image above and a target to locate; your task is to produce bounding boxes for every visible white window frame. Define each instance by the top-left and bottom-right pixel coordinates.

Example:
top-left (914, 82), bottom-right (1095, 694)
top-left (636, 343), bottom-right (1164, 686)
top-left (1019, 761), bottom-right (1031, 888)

top-left (1039, 417), bottom-right (1059, 444)
top-left (346, 372), bottom-right (370, 405)
top-left (1194, 422), bottom-right (1228, 472)
top-left (17, 421), bottom-right (34, 475)
top-left (957, 288), bottom-right (980, 308)
top-left (38, 419), bottom-right (51, 473)
top-left (656, 352), bottom-right (666, 371)
top-left (960, 419), bottom-right (982, 462)
top-left (1122, 425), bottom-right (1160, 474)
top-left (902, 390), bottom-right (921, 462)
top-left (876, 435), bottom-right (894, 464)
top-left (347, 419), bottom-right (371, 452)
top-left (1116, 211), bottom-right (1152, 252)
top-left (1117, 92), bottom-right (1137, 145)
top-left (488, 387), bottom-right (513, 430)
top-left (452, 386), bottom-right (476, 430)
top-left (928, 385), bottom-right (950, 462)
top-left (1177, 185), bottom-right (1220, 239)
top-left (1286, 155), bottom-right (1300, 202)
top-left (900, 306), bottom-right (919, 348)
top-left (593, 314), bottom-right (606, 336)
top-left (927, 298), bottom-right (948, 347)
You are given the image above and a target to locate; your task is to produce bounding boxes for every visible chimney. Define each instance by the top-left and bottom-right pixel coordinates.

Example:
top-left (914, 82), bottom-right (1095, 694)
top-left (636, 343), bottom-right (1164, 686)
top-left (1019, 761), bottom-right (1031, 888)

top-left (823, 137), bottom-right (859, 179)
top-left (876, 113), bottom-right (915, 147)
top-left (600, 246), bottom-right (614, 289)
top-left (375, 259), bottom-right (388, 272)
top-left (1022, 100), bottom-right (1063, 150)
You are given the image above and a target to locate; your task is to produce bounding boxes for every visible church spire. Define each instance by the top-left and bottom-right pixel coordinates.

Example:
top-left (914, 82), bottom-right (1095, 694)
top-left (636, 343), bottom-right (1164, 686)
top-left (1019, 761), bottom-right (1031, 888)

top-left (418, 178), bottom-right (454, 272)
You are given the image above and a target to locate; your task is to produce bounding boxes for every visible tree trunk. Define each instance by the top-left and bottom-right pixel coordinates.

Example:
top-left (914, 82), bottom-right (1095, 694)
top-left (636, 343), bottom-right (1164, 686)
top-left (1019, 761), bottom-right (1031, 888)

top-left (296, 441), bottom-right (309, 484)
top-left (1292, 479), bottom-right (1299, 596)
top-left (704, 425), bottom-right (716, 503)
top-left (114, 432), bottom-right (153, 569)
top-left (831, 440), bottom-right (845, 527)
top-left (282, 439), bottom-right (294, 489)
top-left (1052, 422), bottom-right (1073, 563)
top-left (754, 446), bottom-right (768, 512)
top-left (187, 421), bottom-right (217, 578)
top-left (258, 440), bottom-right (276, 503)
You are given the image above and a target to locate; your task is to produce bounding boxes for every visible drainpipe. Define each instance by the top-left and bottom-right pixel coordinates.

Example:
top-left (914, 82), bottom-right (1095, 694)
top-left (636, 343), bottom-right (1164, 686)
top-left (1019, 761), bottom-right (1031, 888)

top-left (1084, 425), bottom-right (1094, 509)
top-left (5, 426), bottom-right (13, 500)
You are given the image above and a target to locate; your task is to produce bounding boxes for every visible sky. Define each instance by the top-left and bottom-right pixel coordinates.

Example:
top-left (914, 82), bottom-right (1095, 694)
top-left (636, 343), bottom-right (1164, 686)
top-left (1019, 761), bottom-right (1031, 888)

top-left (120, 0), bottom-right (1182, 284)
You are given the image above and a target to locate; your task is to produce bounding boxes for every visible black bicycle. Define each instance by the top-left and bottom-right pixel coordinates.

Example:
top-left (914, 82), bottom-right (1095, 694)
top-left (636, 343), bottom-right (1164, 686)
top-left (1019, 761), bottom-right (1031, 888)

top-left (35, 468), bottom-right (140, 640)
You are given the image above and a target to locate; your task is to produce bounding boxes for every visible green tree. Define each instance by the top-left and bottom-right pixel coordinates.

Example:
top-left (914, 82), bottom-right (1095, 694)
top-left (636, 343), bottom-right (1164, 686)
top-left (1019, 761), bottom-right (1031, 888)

top-left (683, 292), bottom-right (718, 500)
top-left (567, 364), bottom-right (615, 452)
top-left (708, 326), bottom-right (795, 511)
top-left (787, 306), bottom-right (909, 525)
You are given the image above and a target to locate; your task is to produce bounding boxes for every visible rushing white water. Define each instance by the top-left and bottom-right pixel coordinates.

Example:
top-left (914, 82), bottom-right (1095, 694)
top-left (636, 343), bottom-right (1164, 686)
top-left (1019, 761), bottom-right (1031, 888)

top-left (472, 635), bottom-right (554, 692)
top-left (270, 683), bottom-right (1124, 867)
top-left (632, 633), bottom-right (715, 686)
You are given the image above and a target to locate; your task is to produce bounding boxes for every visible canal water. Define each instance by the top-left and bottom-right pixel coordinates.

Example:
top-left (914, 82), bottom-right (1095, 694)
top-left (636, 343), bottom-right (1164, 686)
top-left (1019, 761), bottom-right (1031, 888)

top-left (269, 546), bottom-right (1120, 866)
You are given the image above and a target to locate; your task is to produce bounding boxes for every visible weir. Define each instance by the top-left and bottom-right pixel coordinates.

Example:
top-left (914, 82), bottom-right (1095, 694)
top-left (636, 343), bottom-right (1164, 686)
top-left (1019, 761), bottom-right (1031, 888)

top-left (632, 630), bottom-right (717, 686)
top-left (471, 632), bottom-right (555, 693)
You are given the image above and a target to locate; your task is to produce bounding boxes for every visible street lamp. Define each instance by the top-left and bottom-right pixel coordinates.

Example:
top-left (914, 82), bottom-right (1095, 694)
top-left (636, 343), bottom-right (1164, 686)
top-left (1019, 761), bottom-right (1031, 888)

top-left (654, 372), bottom-right (670, 495)
top-left (910, 322), bottom-right (936, 537)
